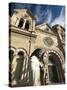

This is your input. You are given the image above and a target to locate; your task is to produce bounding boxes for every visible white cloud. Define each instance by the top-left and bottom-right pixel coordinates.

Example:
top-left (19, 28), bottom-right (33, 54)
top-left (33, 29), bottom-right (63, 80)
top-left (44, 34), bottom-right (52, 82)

top-left (35, 7), bottom-right (52, 24)
top-left (50, 8), bottom-right (65, 27)
top-left (34, 6), bottom-right (65, 27)
top-left (34, 5), bottom-right (44, 22)
top-left (44, 9), bottom-right (52, 24)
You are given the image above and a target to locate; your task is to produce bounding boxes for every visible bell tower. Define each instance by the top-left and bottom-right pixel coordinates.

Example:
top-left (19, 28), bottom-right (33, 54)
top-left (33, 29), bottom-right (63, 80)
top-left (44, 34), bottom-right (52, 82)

top-left (10, 9), bottom-right (36, 32)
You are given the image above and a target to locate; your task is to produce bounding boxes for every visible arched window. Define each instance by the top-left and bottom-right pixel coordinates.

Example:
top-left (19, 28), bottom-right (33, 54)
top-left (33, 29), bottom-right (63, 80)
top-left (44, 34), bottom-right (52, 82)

top-left (18, 50), bottom-right (24, 60)
top-left (14, 49), bottom-right (26, 83)
top-left (18, 18), bottom-right (24, 28)
top-left (25, 20), bottom-right (30, 30)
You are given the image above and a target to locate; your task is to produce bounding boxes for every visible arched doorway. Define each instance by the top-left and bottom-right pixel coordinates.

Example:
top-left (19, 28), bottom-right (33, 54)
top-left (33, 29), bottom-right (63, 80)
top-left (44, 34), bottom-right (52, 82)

top-left (29, 49), bottom-right (65, 85)
top-left (29, 48), bottom-right (45, 85)
top-left (47, 52), bottom-right (65, 84)
top-left (13, 48), bottom-right (25, 84)
top-left (12, 48), bottom-right (28, 86)
top-left (14, 50), bottom-right (24, 83)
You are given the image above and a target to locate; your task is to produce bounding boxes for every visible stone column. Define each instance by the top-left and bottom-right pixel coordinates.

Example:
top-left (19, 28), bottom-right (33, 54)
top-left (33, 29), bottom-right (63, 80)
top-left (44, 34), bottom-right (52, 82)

top-left (22, 19), bottom-right (26, 29)
top-left (43, 52), bottom-right (50, 85)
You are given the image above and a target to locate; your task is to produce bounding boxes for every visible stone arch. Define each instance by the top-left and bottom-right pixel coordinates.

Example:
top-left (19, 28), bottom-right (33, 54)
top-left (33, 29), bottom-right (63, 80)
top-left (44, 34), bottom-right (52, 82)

top-left (12, 48), bottom-right (28, 85)
top-left (43, 49), bottom-right (65, 84)
top-left (29, 48), bottom-right (45, 85)
top-left (44, 49), bottom-right (64, 65)
top-left (30, 48), bottom-right (45, 59)
top-left (17, 48), bottom-right (28, 58)
top-left (10, 47), bottom-right (29, 86)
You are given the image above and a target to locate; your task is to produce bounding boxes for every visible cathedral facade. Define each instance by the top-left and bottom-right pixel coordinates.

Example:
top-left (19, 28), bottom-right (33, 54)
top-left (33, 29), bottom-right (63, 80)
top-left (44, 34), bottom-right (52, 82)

top-left (9, 9), bottom-right (65, 86)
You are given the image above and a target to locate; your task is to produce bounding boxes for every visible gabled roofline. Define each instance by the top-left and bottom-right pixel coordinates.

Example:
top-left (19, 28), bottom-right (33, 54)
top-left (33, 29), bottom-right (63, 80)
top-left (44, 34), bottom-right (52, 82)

top-left (36, 22), bottom-right (52, 30)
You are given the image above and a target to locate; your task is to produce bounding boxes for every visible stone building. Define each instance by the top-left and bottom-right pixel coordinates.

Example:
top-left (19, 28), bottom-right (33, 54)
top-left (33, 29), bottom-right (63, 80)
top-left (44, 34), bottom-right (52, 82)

top-left (9, 9), bottom-right (65, 86)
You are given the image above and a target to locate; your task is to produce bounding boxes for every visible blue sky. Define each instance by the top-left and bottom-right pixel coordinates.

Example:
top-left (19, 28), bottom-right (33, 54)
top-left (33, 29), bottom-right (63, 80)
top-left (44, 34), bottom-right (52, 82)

top-left (9, 3), bottom-right (65, 27)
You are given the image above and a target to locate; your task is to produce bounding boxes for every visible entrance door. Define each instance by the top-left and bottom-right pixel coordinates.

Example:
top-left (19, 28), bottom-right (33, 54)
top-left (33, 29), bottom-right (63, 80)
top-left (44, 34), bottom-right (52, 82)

top-left (48, 53), bottom-right (63, 84)
top-left (48, 64), bottom-right (59, 83)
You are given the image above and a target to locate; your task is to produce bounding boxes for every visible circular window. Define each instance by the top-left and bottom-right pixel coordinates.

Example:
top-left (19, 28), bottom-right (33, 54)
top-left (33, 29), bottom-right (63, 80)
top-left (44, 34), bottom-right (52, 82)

top-left (43, 37), bottom-right (54, 47)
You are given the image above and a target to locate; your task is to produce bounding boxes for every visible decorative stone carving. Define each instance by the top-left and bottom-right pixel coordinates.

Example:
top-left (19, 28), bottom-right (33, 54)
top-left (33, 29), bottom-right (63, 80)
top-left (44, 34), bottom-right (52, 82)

top-left (43, 37), bottom-right (54, 47)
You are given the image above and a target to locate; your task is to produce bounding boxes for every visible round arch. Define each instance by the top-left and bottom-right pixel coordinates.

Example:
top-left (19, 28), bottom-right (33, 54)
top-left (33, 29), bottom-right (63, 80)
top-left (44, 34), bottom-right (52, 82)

top-left (44, 49), bottom-right (64, 65)
top-left (16, 48), bottom-right (28, 60)
top-left (9, 46), bottom-right (16, 63)
top-left (16, 48), bottom-right (29, 83)
top-left (30, 48), bottom-right (45, 58)
top-left (29, 48), bottom-right (46, 85)
top-left (44, 49), bottom-right (65, 84)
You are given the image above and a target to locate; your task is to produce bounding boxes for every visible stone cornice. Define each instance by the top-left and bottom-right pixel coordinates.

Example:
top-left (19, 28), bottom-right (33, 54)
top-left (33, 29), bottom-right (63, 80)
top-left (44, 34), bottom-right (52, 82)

top-left (9, 25), bottom-right (37, 38)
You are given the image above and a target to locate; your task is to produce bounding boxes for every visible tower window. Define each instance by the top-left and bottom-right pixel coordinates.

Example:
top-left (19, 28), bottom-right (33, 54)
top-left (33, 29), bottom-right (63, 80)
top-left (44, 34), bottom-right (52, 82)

top-left (25, 21), bottom-right (30, 30)
top-left (18, 18), bottom-right (24, 28)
